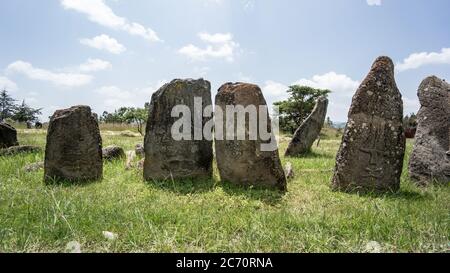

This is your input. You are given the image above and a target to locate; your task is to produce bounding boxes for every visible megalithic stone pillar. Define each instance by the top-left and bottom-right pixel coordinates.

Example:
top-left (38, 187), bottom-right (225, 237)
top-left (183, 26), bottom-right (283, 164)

top-left (215, 82), bottom-right (287, 191)
top-left (285, 96), bottom-right (329, 156)
top-left (408, 76), bottom-right (450, 185)
top-left (0, 122), bottom-right (18, 148)
top-left (44, 106), bottom-right (103, 183)
top-left (331, 56), bottom-right (406, 193)
top-left (143, 79), bottom-right (213, 181)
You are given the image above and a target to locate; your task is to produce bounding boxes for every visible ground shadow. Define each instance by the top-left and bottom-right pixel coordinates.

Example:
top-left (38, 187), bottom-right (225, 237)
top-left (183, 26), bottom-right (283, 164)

top-left (220, 181), bottom-right (285, 206)
top-left (44, 177), bottom-right (102, 188)
top-left (337, 188), bottom-right (431, 201)
top-left (144, 177), bottom-right (217, 195)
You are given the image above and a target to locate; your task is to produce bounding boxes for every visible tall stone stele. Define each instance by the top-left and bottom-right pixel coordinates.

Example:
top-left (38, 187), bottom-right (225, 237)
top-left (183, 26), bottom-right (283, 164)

top-left (331, 56), bottom-right (406, 193)
top-left (409, 76), bottom-right (450, 185)
top-left (0, 122), bottom-right (19, 148)
top-left (285, 96), bottom-right (329, 156)
top-left (215, 83), bottom-right (287, 191)
top-left (44, 106), bottom-right (103, 183)
top-left (144, 79), bottom-right (213, 181)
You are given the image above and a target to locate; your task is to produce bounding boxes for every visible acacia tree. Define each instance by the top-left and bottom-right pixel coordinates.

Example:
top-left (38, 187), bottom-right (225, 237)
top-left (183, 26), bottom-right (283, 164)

top-left (123, 107), bottom-right (148, 136)
top-left (274, 85), bottom-right (331, 134)
top-left (0, 89), bottom-right (17, 122)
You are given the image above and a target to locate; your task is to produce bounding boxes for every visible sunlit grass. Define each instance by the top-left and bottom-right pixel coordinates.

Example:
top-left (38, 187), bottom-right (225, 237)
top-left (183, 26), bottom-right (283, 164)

top-left (0, 129), bottom-right (448, 253)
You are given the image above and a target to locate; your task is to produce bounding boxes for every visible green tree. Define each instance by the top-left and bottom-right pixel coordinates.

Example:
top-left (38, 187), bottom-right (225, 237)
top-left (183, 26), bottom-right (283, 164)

top-left (123, 107), bottom-right (148, 136)
top-left (274, 85), bottom-right (331, 134)
top-left (403, 113), bottom-right (418, 129)
top-left (12, 100), bottom-right (42, 123)
top-left (0, 89), bottom-right (17, 122)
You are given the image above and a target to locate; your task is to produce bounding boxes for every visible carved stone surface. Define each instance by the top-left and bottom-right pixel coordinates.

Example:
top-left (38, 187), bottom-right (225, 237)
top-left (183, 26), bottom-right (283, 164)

top-left (409, 76), bottom-right (450, 185)
top-left (215, 82), bottom-right (287, 191)
top-left (0, 123), bottom-right (18, 148)
top-left (44, 106), bottom-right (103, 182)
top-left (144, 79), bottom-right (213, 181)
top-left (332, 57), bottom-right (406, 193)
top-left (285, 96), bottom-right (329, 156)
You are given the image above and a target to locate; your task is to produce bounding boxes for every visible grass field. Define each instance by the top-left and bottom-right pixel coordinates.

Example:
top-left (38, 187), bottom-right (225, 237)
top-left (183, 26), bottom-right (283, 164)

top-left (0, 128), bottom-right (448, 253)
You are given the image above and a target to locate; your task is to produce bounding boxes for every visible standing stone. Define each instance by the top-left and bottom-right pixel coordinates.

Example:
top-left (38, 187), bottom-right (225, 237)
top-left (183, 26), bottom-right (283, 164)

top-left (44, 106), bottom-right (102, 182)
top-left (285, 96), bottom-right (329, 156)
top-left (102, 145), bottom-right (125, 161)
top-left (135, 143), bottom-right (145, 158)
top-left (409, 76), bottom-right (450, 185)
top-left (144, 79), bottom-right (213, 181)
top-left (332, 56), bottom-right (406, 193)
top-left (0, 123), bottom-right (18, 148)
top-left (215, 83), bottom-right (287, 191)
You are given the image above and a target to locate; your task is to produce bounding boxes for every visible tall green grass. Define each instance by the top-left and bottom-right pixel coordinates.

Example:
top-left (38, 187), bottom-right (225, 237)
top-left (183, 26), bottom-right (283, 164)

top-left (0, 129), bottom-right (448, 253)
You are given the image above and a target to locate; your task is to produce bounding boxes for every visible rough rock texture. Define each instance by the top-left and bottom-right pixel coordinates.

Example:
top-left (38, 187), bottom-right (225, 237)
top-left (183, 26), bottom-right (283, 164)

top-left (0, 123), bottom-right (18, 148)
top-left (285, 96), bottom-right (329, 156)
top-left (125, 151), bottom-right (137, 170)
top-left (215, 83), bottom-right (287, 191)
top-left (135, 143), bottom-right (144, 158)
top-left (44, 106), bottom-right (103, 183)
top-left (144, 79), bottom-right (213, 181)
top-left (102, 146), bottom-right (125, 161)
top-left (0, 145), bottom-right (42, 156)
top-left (332, 57), bottom-right (406, 193)
top-left (284, 162), bottom-right (295, 180)
top-left (408, 76), bottom-right (450, 185)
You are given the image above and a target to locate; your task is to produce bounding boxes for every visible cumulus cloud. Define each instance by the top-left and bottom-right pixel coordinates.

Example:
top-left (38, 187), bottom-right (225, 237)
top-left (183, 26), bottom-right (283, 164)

top-left (294, 72), bottom-right (360, 122)
top-left (367, 0), bottom-right (382, 6)
top-left (263, 72), bottom-right (360, 122)
top-left (80, 34), bottom-right (126, 54)
top-left (95, 80), bottom-right (167, 111)
top-left (7, 61), bottom-right (93, 87)
top-left (61, 0), bottom-right (161, 42)
top-left (396, 48), bottom-right (450, 71)
top-left (178, 32), bottom-right (239, 62)
top-left (79, 58), bottom-right (112, 72)
top-left (262, 80), bottom-right (289, 103)
top-left (293, 72), bottom-right (360, 94)
top-left (0, 76), bottom-right (18, 92)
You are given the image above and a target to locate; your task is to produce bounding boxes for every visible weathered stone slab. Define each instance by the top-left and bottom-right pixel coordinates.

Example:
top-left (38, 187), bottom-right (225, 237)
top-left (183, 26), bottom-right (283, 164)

top-left (332, 56), bottom-right (406, 193)
top-left (0, 123), bottom-right (18, 148)
top-left (144, 79), bottom-right (213, 181)
top-left (102, 146), bottom-right (125, 161)
top-left (285, 96), bottom-right (328, 156)
top-left (408, 76), bottom-right (450, 185)
top-left (215, 82), bottom-right (287, 191)
top-left (0, 145), bottom-right (41, 156)
top-left (44, 106), bottom-right (103, 183)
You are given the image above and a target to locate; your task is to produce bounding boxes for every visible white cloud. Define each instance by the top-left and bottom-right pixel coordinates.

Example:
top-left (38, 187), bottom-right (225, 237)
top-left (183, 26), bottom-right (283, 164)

top-left (396, 48), bottom-right (450, 71)
top-left (293, 72), bottom-right (360, 95)
top-left (95, 80), bottom-right (167, 111)
top-left (262, 80), bottom-right (289, 103)
top-left (367, 0), bottom-right (382, 6)
top-left (0, 76), bottom-right (18, 92)
top-left (80, 34), bottom-right (126, 54)
top-left (61, 0), bottom-right (161, 42)
top-left (178, 32), bottom-right (239, 62)
top-left (79, 58), bottom-right (112, 72)
top-left (263, 72), bottom-right (360, 122)
top-left (7, 61), bottom-right (93, 87)
top-left (294, 72), bottom-right (360, 122)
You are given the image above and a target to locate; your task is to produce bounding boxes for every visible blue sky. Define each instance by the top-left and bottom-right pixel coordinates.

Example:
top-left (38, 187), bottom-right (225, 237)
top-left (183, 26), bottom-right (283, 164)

top-left (0, 0), bottom-right (449, 122)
